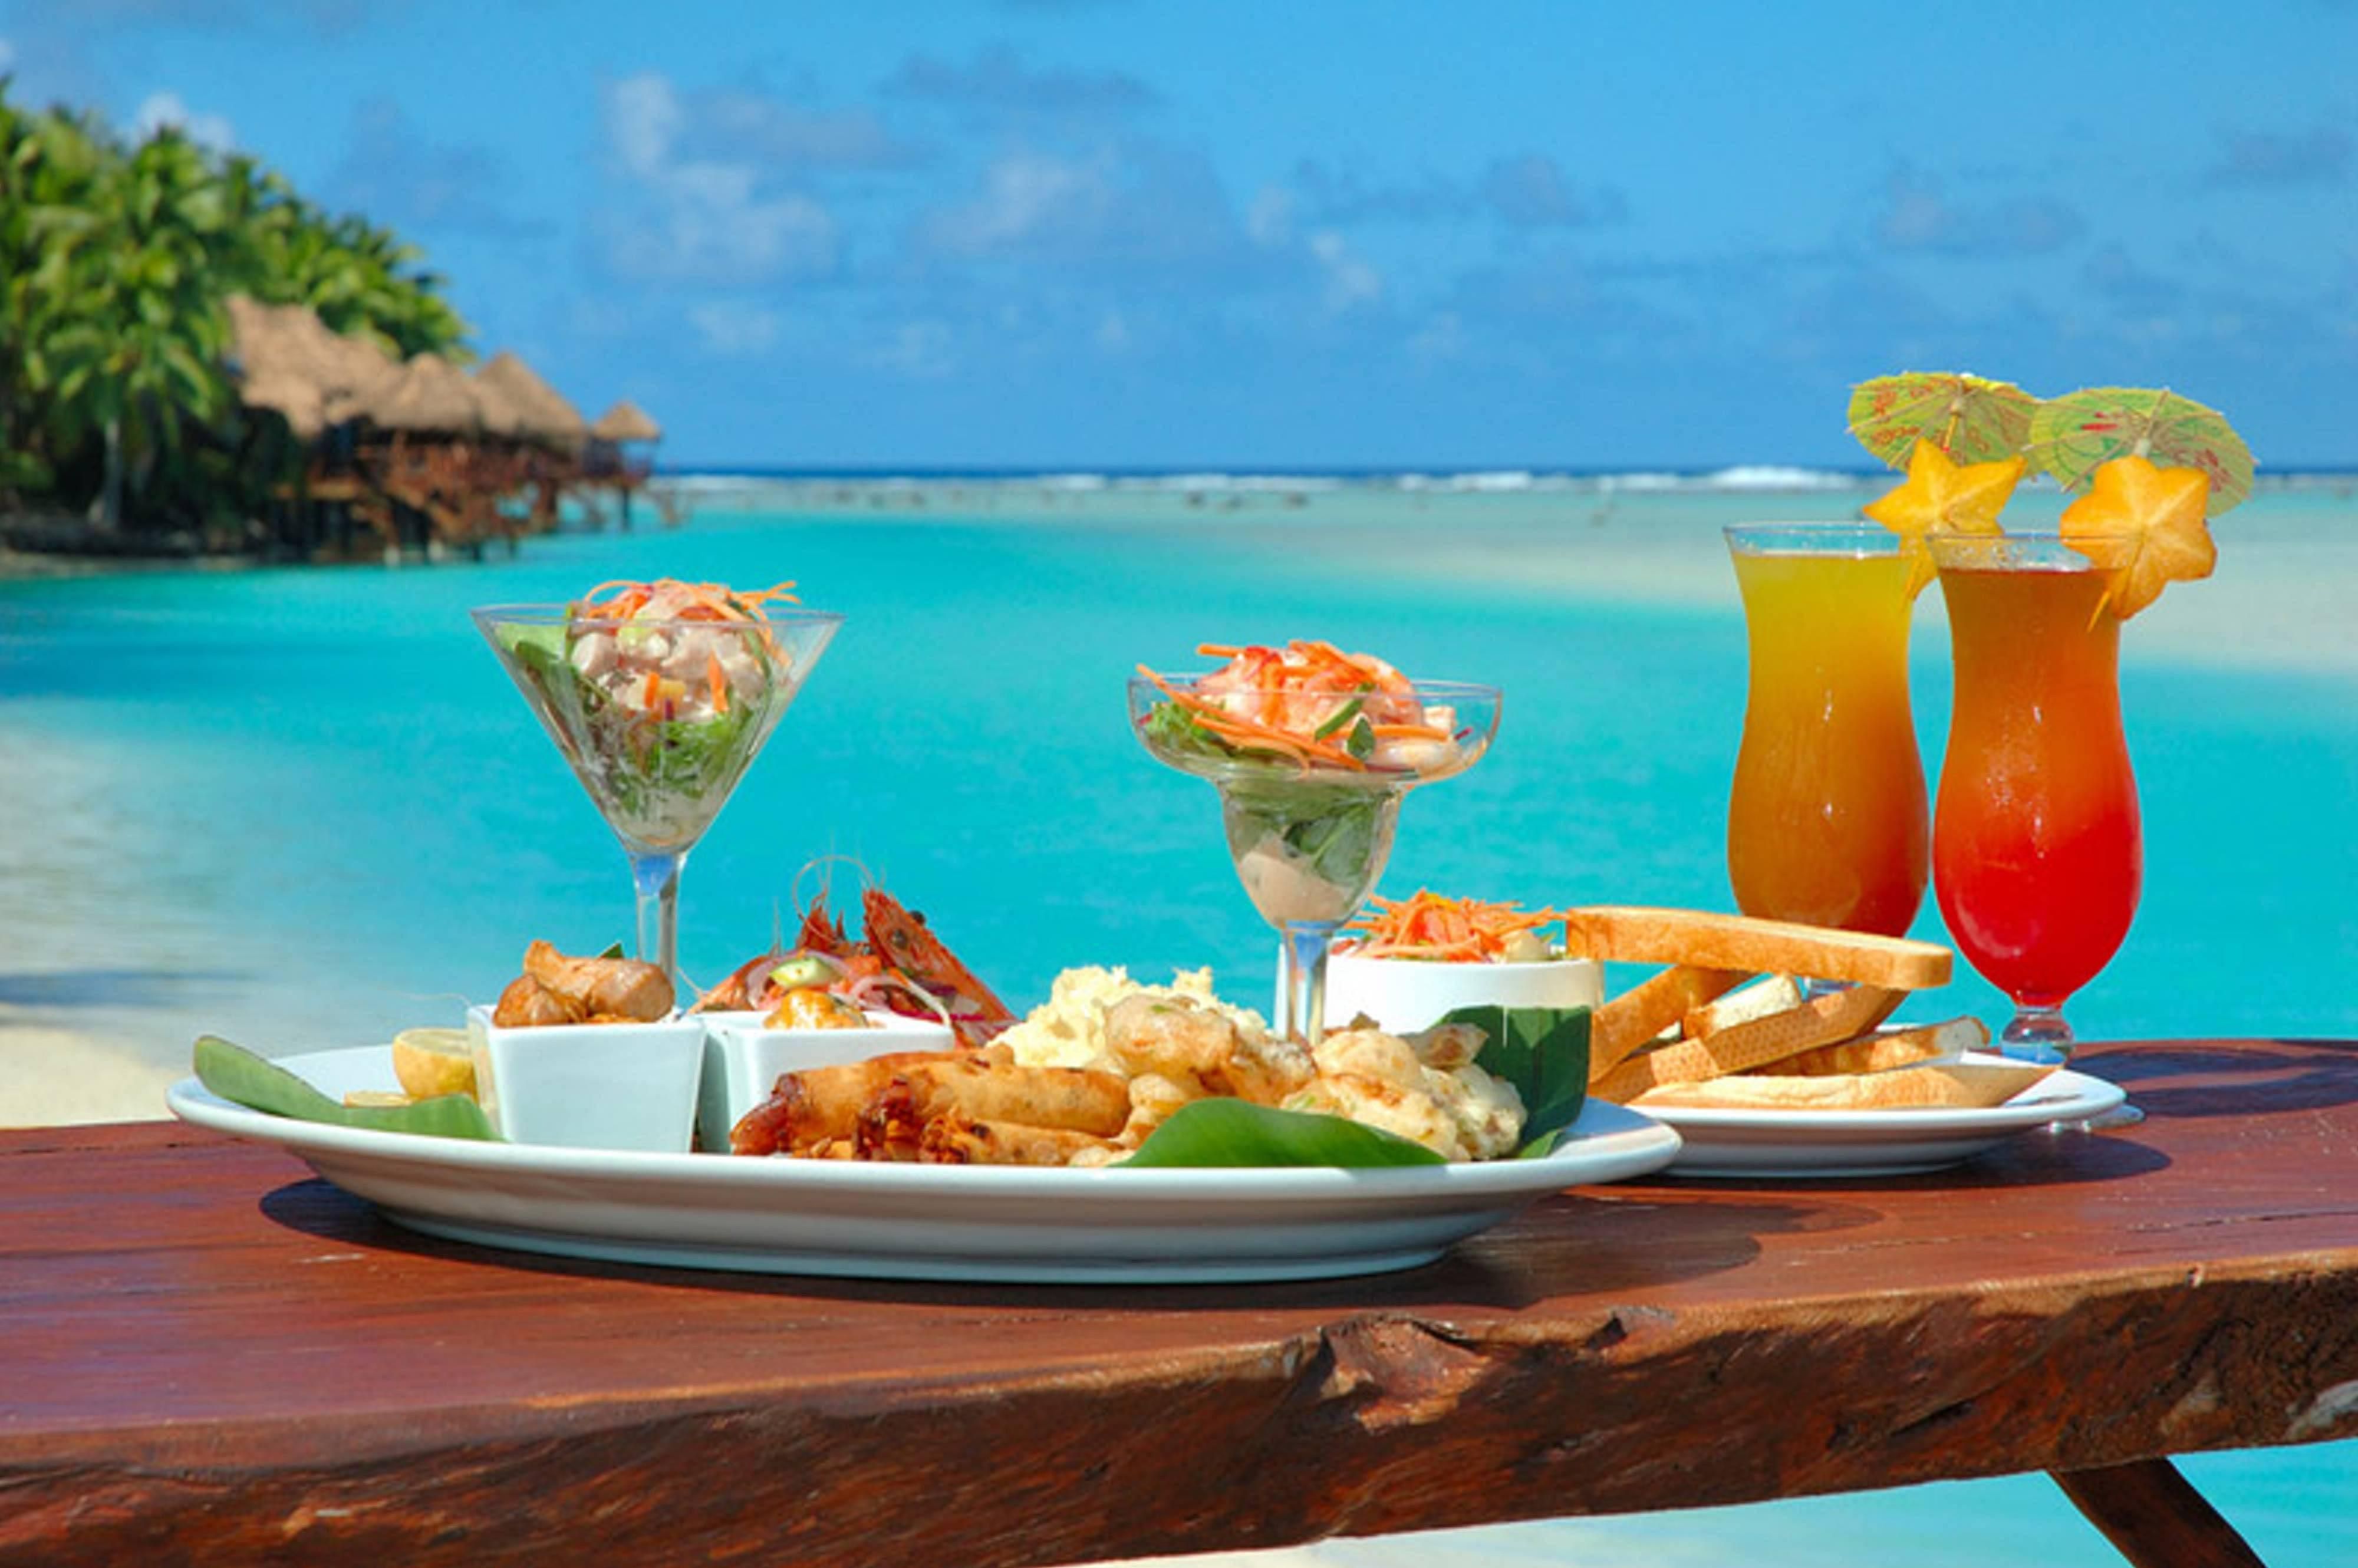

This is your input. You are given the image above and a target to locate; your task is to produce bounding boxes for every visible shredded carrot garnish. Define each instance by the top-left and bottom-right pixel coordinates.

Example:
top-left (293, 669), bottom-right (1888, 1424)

top-left (707, 650), bottom-right (730, 714)
top-left (1341, 890), bottom-right (1566, 962)
top-left (1138, 640), bottom-right (1460, 778)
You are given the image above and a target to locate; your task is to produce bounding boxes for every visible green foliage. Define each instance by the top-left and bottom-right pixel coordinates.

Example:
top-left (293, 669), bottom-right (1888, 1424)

top-left (1122, 1099), bottom-right (1447, 1168)
top-left (0, 78), bottom-right (473, 530)
top-left (193, 1035), bottom-right (501, 1141)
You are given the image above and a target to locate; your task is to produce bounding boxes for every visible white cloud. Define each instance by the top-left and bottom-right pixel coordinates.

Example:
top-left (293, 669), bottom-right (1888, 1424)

top-left (606, 74), bottom-right (682, 182)
top-left (921, 151), bottom-right (1109, 256)
top-left (1310, 230), bottom-right (1381, 311)
top-left (133, 90), bottom-right (235, 153)
top-left (910, 142), bottom-right (1247, 271)
top-left (865, 321), bottom-right (956, 379)
top-left (597, 73), bottom-right (840, 285)
top-left (1409, 311), bottom-right (1465, 363)
top-left (1246, 185), bottom-right (1295, 246)
top-left (687, 302), bottom-right (782, 357)
top-left (605, 173), bottom-right (836, 284)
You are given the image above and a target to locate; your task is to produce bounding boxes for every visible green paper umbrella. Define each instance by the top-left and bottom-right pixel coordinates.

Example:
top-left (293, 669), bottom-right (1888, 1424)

top-left (1846, 372), bottom-right (2038, 469)
top-left (2026, 387), bottom-right (2254, 514)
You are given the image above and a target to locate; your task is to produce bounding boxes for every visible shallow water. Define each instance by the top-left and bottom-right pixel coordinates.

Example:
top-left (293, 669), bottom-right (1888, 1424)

top-left (2, 483), bottom-right (2353, 1564)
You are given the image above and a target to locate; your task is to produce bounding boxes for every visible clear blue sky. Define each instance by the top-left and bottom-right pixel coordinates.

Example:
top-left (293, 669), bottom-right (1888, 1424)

top-left (6, 1), bottom-right (2353, 469)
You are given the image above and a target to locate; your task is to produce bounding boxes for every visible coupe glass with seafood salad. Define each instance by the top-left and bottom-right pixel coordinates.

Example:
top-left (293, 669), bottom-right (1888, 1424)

top-left (1129, 642), bottom-right (1501, 1047)
top-left (474, 579), bottom-right (842, 984)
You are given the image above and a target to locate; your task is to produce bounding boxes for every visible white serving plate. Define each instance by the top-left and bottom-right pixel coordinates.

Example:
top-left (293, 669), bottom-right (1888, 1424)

top-left (1640, 1054), bottom-right (2128, 1178)
top-left (167, 1046), bottom-right (1683, 1284)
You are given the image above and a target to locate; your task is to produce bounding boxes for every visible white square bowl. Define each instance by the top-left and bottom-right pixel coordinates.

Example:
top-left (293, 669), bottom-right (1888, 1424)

top-left (1320, 954), bottom-right (1603, 1037)
top-left (698, 1010), bottom-right (957, 1154)
top-left (466, 1006), bottom-right (707, 1152)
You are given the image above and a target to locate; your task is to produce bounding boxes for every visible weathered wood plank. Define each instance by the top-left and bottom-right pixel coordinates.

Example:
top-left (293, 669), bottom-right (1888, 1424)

top-left (2, 1039), bottom-right (2354, 1567)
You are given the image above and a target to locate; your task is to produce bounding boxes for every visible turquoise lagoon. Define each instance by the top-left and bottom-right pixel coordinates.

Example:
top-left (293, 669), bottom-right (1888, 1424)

top-left (2, 479), bottom-right (2353, 1565)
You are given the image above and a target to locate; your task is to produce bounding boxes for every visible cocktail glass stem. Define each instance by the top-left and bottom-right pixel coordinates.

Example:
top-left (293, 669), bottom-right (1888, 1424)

top-left (1279, 920), bottom-right (1342, 1048)
top-left (630, 849), bottom-right (686, 985)
top-left (1998, 1003), bottom-right (2074, 1065)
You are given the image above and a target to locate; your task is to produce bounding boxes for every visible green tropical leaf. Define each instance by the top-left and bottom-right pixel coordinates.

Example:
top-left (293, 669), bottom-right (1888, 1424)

top-left (193, 1035), bottom-right (500, 1141)
top-left (1122, 1098), bottom-right (1446, 1168)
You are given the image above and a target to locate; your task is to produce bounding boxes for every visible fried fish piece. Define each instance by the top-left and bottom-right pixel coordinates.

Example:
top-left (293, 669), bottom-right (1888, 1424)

top-left (1102, 991), bottom-right (1310, 1104)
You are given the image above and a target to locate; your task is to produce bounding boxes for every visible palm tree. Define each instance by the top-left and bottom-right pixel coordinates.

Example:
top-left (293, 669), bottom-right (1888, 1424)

top-left (0, 78), bottom-right (475, 536)
top-left (37, 126), bottom-right (238, 532)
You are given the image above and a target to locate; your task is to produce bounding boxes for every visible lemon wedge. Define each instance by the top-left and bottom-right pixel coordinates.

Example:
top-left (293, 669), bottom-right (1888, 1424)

top-left (391, 1027), bottom-right (477, 1101)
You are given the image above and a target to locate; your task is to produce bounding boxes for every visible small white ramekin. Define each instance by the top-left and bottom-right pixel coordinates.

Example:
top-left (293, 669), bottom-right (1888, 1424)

top-left (466, 1005), bottom-right (708, 1153)
top-left (1320, 953), bottom-right (1605, 1036)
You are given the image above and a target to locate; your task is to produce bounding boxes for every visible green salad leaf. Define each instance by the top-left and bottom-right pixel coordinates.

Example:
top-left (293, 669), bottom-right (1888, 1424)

top-left (1221, 772), bottom-right (1390, 892)
top-left (1122, 1098), bottom-right (1445, 1168)
top-left (1432, 1004), bottom-right (1592, 1156)
top-left (193, 1035), bottom-right (500, 1141)
top-left (1142, 699), bottom-right (1234, 763)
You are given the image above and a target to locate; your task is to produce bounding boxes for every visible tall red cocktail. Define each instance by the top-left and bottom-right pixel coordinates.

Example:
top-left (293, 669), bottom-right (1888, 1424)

top-left (1931, 534), bottom-right (2140, 1059)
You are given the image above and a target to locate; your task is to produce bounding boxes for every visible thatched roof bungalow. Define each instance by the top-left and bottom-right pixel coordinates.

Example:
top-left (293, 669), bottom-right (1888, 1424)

top-left (225, 295), bottom-right (398, 429)
top-left (590, 400), bottom-right (661, 444)
top-left (475, 351), bottom-right (587, 449)
top-left (366, 353), bottom-right (485, 436)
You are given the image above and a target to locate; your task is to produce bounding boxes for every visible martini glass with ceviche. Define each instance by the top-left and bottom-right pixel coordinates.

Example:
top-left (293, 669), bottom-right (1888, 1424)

top-left (1129, 642), bottom-right (1500, 1047)
top-left (475, 580), bottom-right (842, 984)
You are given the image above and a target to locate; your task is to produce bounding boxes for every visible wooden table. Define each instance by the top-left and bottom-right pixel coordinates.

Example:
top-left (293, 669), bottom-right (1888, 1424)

top-left (6, 1038), bottom-right (2356, 1567)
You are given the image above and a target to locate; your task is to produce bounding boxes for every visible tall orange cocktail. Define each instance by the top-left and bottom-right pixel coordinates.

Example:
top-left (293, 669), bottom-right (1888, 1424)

top-left (1725, 525), bottom-right (1927, 936)
top-left (1931, 533), bottom-right (2141, 1059)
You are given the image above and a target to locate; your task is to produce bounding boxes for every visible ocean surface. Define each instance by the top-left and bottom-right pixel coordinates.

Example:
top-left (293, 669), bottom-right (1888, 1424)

top-left (2, 473), bottom-right (2353, 1564)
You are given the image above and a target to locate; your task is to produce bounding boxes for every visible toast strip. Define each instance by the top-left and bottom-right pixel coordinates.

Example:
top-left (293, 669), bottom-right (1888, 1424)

top-left (1588, 965), bottom-right (1747, 1084)
top-left (1768, 1016), bottom-right (1989, 1078)
top-left (1563, 907), bottom-right (1951, 991)
top-left (1633, 1061), bottom-right (2055, 1111)
top-left (1684, 975), bottom-right (1804, 1040)
top-left (1593, 984), bottom-right (1906, 1102)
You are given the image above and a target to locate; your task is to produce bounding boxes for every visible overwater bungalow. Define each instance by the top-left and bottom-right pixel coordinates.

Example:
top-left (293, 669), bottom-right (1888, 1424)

top-left (476, 351), bottom-right (590, 516)
top-left (587, 400), bottom-right (663, 526)
top-left (225, 298), bottom-right (633, 563)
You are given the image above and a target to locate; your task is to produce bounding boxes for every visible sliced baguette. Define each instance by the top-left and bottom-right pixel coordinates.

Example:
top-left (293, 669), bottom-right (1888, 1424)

top-left (1684, 974), bottom-right (1803, 1040)
top-left (1632, 1061), bottom-right (2056, 1112)
top-left (1589, 964), bottom-right (1749, 1084)
top-left (1563, 907), bottom-right (1951, 991)
top-left (1767, 1016), bottom-right (1989, 1078)
top-left (1593, 983), bottom-right (1906, 1102)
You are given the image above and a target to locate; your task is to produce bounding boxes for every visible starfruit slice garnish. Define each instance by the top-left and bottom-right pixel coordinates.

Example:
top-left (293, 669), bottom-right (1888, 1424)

top-left (1862, 438), bottom-right (2027, 595)
top-left (2057, 454), bottom-right (2215, 620)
